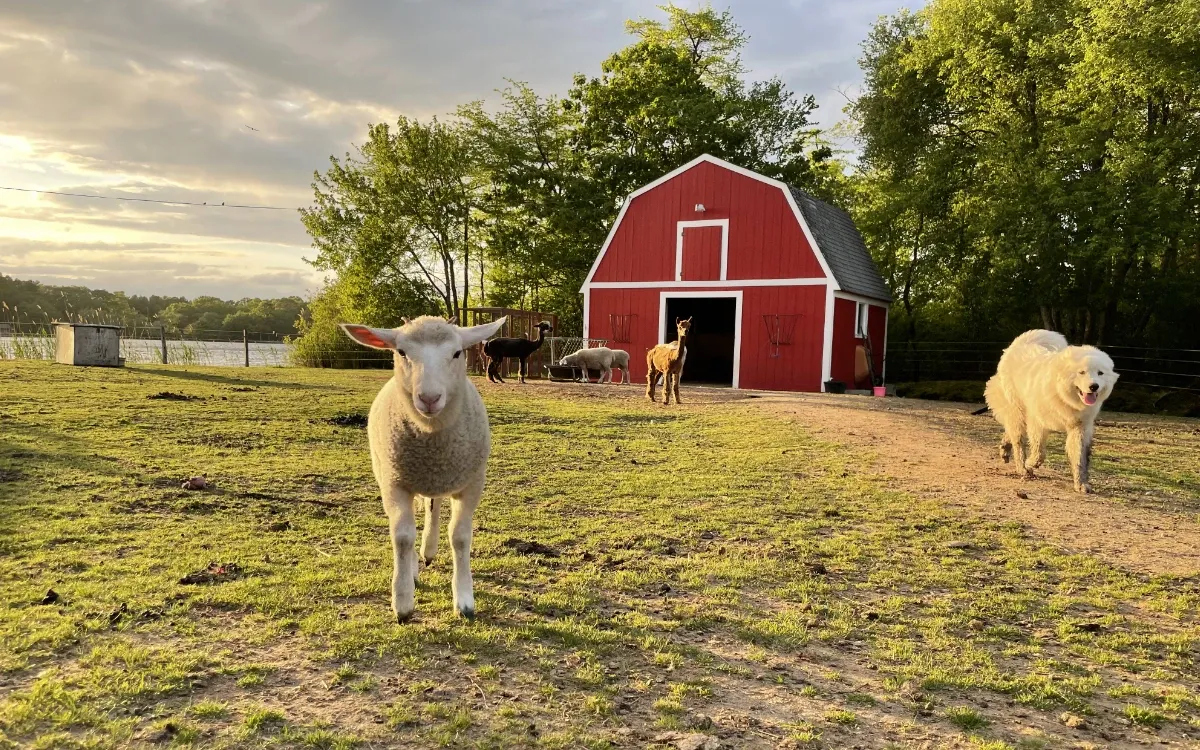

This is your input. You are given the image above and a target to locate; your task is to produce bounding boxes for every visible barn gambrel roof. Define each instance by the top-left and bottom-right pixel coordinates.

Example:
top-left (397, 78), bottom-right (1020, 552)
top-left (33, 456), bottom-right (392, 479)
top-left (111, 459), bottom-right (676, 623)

top-left (789, 188), bottom-right (893, 303)
top-left (581, 154), bottom-right (892, 303)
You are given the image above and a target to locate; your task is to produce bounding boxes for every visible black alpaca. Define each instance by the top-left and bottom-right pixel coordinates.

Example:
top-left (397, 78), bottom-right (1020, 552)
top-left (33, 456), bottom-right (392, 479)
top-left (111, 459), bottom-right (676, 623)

top-left (483, 321), bottom-right (552, 384)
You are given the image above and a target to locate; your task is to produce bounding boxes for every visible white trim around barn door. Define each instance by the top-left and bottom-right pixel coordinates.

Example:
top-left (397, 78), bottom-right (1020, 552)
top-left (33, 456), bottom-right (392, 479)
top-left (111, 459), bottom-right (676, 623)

top-left (658, 290), bottom-right (743, 390)
top-left (675, 219), bottom-right (729, 282)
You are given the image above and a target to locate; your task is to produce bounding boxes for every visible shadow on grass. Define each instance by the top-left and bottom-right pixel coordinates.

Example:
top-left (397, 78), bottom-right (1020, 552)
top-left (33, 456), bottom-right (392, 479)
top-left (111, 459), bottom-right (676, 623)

top-left (133, 368), bottom-right (340, 391)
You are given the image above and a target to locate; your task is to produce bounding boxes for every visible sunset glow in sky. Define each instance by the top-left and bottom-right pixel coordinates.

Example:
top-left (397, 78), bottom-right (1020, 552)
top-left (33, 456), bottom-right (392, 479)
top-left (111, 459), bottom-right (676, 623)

top-left (0, 1), bottom-right (918, 300)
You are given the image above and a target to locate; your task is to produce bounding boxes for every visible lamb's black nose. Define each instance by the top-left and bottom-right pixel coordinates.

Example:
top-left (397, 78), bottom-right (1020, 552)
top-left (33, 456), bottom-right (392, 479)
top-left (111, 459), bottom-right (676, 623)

top-left (1088, 382), bottom-right (1100, 392)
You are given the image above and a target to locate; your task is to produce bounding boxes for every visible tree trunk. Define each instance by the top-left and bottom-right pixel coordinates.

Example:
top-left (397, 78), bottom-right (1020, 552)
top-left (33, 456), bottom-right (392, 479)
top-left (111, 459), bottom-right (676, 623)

top-left (1099, 252), bottom-right (1134, 346)
top-left (462, 208), bottom-right (470, 326)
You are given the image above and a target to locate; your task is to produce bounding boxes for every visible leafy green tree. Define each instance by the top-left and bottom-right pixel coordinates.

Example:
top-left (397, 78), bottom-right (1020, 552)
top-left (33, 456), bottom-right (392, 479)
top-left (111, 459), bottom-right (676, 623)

top-left (303, 117), bottom-right (485, 325)
top-left (852, 0), bottom-right (1200, 348)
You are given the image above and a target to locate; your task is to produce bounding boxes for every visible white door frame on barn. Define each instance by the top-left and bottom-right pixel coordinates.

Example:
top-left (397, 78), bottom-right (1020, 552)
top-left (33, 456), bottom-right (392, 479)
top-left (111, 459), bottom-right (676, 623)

top-left (658, 290), bottom-right (743, 390)
top-left (675, 219), bottom-right (729, 282)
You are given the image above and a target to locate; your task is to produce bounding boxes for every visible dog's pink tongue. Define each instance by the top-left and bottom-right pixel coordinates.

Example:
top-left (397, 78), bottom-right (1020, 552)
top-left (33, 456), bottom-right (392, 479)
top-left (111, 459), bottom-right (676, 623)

top-left (1083, 392), bottom-right (1098, 405)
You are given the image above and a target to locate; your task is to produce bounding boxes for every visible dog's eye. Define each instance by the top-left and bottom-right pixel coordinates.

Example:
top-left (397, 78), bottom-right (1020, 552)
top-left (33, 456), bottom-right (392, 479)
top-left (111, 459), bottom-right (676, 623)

top-left (453, 350), bottom-right (462, 359)
top-left (1078, 370), bottom-right (1085, 375)
top-left (1098, 371), bottom-right (1104, 376)
top-left (397, 350), bottom-right (406, 358)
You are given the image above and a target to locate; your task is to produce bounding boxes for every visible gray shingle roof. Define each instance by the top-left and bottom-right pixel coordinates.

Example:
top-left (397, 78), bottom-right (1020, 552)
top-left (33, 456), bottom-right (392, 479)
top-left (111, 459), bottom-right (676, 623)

top-left (789, 187), bottom-right (892, 302)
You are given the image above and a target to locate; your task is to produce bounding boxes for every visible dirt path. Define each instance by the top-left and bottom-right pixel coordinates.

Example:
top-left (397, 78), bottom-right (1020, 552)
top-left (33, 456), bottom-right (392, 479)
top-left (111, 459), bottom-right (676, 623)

top-left (752, 392), bottom-right (1200, 577)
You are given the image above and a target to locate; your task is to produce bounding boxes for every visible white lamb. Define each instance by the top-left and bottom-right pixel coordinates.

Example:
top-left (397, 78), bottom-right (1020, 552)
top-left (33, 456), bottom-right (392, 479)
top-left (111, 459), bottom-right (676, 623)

top-left (341, 315), bottom-right (507, 621)
top-left (559, 346), bottom-right (631, 384)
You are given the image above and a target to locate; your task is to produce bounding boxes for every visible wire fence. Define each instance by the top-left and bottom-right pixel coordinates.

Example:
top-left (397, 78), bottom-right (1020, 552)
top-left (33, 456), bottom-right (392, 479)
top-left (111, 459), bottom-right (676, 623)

top-left (0, 324), bottom-right (610, 378)
top-left (0, 322), bottom-right (291, 367)
top-left (9, 322), bottom-right (1193, 393)
top-left (885, 341), bottom-right (1200, 394)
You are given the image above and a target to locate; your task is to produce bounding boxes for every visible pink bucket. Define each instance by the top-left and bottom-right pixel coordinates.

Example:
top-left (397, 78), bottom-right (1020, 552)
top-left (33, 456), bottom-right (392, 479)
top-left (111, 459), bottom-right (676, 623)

top-left (873, 386), bottom-right (887, 398)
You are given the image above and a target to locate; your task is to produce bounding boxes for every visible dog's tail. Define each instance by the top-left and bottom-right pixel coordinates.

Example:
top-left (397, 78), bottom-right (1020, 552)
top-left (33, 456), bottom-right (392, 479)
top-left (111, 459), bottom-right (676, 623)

top-left (970, 405), bottom-right (990, 416)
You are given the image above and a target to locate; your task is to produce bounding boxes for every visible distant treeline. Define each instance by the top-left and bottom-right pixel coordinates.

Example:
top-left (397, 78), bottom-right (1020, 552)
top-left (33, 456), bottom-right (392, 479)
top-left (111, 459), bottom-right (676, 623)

top-left (0, 274), bottom-right (307, 336)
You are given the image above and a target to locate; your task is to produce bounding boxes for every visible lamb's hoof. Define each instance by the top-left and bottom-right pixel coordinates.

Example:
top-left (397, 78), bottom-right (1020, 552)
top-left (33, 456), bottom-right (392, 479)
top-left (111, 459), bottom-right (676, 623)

top-left (395, 610), bottom-right (415, 624)
top-left (1022, 469), bottom-right (1035, 480)
top-left (1075, 483), bottom-right (1093, 494)
top-left (1000, 444), bottom-right (1012, 463)
top-left (422, 557), bottom-right (434, 567)
top-left (456, 606), bottom-right (475, 622)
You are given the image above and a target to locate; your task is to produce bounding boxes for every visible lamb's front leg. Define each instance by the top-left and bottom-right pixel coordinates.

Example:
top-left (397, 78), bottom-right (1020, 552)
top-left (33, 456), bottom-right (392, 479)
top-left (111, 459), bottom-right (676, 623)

top-left (382, 484), bottom-right (417, 622)
top-left (449, 476), bottom-right (484, 619)
top-left (421, 496), bottom-right (442, 566)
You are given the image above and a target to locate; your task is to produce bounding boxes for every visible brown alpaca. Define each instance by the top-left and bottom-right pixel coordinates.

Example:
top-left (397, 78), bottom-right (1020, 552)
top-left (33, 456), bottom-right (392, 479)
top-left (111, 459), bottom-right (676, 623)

top-left (646, 317), bottom-right (692, 405)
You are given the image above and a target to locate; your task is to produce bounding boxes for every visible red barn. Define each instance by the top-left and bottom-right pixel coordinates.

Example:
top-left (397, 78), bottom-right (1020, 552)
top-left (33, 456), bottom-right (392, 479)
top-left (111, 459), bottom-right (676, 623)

top-left (580, 154), bottom-right (892, 392)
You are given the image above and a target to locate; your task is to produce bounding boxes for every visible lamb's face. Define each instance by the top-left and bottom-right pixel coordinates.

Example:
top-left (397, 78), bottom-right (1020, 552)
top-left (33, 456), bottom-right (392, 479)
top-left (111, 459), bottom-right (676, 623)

top-left (341, 316), bottom-right (507, 427)
top-left (1062, 346), bottom-right (1119, 409)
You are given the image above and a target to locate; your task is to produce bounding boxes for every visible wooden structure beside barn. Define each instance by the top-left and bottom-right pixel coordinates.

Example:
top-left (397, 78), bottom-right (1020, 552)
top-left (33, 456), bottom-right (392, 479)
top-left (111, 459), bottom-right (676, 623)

top-left (579, 154), bottom-right (892, 393)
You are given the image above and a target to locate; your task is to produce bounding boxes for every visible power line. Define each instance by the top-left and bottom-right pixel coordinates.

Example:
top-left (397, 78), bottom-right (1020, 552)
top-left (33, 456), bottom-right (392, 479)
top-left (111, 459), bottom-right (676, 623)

top-left (0, 185), bottom-right (298, 210)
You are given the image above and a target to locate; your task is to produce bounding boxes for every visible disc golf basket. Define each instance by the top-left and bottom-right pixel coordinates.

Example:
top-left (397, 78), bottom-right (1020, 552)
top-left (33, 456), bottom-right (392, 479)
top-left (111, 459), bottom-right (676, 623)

top-left (609, 313), bottom-right (636, 343)
top-left (763, 314), bottom-right (800, 358)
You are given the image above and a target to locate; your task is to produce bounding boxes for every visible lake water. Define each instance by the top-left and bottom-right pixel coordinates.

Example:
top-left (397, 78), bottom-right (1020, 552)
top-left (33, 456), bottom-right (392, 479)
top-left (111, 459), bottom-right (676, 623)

top-left (1, 336), bottom-right (292, 367)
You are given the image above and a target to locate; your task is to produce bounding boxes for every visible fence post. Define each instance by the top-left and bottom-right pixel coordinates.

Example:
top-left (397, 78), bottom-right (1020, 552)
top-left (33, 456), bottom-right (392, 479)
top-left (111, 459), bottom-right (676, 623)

top-left (243, 329), bottom-right (250, 367)
top-left (159, 326), bottom-right (167, 364)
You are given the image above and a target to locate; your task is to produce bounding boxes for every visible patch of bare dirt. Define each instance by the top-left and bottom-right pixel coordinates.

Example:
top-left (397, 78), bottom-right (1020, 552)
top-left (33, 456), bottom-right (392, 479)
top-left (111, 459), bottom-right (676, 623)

top-left (752, 393), bottom-right (1200, 577)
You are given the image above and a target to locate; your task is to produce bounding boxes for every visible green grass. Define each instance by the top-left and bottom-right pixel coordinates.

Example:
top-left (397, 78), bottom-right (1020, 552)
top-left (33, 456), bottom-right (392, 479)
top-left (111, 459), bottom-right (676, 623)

top-left (0, 360), bottom-right (1198, 748)
top-left (947, 706), bottom-right (989, 731)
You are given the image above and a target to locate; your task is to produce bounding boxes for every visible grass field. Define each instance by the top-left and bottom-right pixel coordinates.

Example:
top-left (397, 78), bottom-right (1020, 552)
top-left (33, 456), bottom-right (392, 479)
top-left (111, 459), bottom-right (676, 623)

top-left (1, 360), bottom-right (1198, 749)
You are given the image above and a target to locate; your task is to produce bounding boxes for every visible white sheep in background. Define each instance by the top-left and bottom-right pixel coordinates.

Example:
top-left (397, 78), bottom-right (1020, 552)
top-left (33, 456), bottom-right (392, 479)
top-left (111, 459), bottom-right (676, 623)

top-left (605, 349), bottom-right (630, 384)
top-left (341, 315), bottom-right (507, 621)
top-left (560, 346), bottom-right (631, 384)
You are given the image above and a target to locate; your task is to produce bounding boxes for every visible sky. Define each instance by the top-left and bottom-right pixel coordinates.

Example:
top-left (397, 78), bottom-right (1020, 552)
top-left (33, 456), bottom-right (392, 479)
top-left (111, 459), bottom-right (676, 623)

top-left (0, 0), bottom-right (917, 301)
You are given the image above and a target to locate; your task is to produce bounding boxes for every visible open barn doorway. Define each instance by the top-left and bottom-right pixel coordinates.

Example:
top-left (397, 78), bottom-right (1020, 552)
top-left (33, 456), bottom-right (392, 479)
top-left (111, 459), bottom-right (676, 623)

top-left (663, 294), bottom-right (738, 387)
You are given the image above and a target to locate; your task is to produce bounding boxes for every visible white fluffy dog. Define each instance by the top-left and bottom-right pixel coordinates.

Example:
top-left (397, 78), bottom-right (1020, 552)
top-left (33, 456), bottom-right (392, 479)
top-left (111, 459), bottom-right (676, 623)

top-left (984, 329), bottom-right (1119, 493)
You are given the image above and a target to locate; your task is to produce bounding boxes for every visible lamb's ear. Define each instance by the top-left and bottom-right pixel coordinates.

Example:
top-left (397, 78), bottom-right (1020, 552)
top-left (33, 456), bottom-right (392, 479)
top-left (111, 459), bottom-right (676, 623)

top-left (456, 316), bottom-right (507, 348)
top-left (340, 324), bottom-right (398, 350)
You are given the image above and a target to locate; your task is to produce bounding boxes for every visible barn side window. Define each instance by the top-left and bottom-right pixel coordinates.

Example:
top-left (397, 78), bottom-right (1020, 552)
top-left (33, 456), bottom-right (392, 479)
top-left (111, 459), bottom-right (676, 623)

top-left (609, 313), bottom-right (635, 343)
top-left (855, 302), bottom-right (869, 338)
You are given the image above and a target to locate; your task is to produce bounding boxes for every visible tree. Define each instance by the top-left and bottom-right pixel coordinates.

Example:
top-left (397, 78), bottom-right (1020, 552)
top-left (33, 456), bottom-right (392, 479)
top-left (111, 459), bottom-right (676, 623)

top-left (851, 0), bottom-right (1200, 348)
top-left (303, 116), bottom-right (485, 324)
top-left (299, 4), bottom-right (843, 340)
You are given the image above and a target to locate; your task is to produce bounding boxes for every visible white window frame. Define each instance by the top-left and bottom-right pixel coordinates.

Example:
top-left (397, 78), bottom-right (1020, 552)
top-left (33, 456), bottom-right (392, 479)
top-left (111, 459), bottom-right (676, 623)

top-left (658, 290), bottom-right (743, 389)
top-left (675, 219), bottom-right (729, 282)
top-left (855, 301), bottom-right (869, 338)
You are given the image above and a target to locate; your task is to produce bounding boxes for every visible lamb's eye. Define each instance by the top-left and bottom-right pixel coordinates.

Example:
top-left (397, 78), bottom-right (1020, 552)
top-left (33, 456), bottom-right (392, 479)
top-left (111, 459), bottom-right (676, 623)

top-left (1079, 370), bottom-right (1085, 375)
top-left (453, 350), bottom-right (462, 359)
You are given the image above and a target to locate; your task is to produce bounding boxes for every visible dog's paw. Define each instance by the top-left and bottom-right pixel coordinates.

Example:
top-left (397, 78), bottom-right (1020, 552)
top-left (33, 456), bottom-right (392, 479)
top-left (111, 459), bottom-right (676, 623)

top-left (1022, 468), bottom-right (1035, 480)
top-left (1074, 482), bottom-right (1093, 494)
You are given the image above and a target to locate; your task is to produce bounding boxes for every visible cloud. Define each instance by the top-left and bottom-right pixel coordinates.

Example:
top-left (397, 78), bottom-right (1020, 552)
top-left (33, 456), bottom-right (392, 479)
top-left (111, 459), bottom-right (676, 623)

top-left (0, 0), bottom-right (920, 298)
top-left (0, 237), bottom-right (322, 299)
